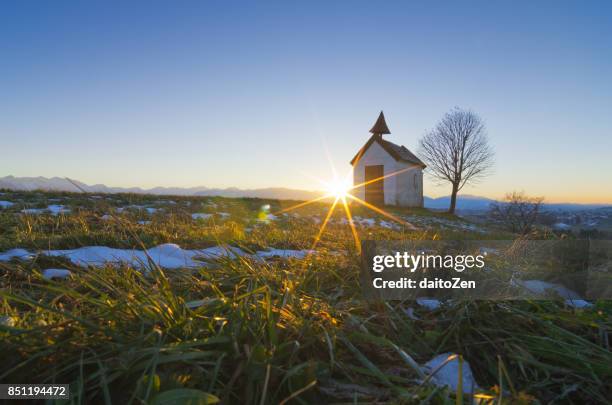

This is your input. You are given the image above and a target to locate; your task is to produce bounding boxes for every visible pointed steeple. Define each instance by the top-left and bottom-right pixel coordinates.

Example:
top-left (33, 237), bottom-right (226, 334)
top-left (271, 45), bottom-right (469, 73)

top-left (369, 111), bottom-right (391, 135)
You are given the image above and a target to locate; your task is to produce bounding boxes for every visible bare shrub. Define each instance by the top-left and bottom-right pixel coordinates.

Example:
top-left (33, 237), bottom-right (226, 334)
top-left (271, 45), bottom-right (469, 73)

top-left (489, 191), bottom-right (544, 234)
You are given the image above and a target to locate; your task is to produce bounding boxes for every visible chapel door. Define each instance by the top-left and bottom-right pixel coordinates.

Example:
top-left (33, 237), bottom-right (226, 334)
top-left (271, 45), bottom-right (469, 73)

top-left (364, 165), bottom-right (384, 206)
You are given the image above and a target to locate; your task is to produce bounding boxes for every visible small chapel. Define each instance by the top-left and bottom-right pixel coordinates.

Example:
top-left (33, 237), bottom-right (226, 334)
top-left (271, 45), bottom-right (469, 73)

top-left (350, 112), bottom-right (426, 207)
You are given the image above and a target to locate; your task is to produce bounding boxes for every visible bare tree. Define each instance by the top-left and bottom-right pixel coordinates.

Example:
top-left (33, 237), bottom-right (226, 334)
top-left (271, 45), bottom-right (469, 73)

top-left (419, 108), bottom-right (494, 213)
top-left (489, 191), bottom-right (544, 234)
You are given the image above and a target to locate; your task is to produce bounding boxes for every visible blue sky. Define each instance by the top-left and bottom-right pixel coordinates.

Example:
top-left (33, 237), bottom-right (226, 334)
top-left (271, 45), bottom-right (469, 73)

top-left (1, 1), bottom-right (611, 202)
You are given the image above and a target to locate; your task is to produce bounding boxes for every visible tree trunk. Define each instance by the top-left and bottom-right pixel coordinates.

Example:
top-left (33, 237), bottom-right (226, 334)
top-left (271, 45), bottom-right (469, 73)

top-left (449, 183), bottom-right (459, 214)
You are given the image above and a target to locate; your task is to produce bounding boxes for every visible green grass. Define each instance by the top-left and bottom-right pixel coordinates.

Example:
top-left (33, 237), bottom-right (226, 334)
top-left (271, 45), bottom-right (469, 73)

top-left (0, 190), bottom-right (610, 404)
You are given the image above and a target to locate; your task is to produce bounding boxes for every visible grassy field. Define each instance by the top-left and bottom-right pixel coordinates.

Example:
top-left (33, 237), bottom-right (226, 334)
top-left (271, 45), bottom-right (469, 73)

top-left (0, 190), bottom-right (611, 404)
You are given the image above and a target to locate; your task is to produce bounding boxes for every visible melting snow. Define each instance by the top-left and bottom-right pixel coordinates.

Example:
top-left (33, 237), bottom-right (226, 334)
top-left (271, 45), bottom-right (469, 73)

top-left (0, 244), bottom-right (313, 269)
top-left (566, 299), bottom-right (593, 309)
top-left (422, 353), bottom-right (480, 394)
top-left (379, 220), bottom-right (401, 230)
top-left (42, 243), bottom-right (245, 269)
top-left (20, 205), bottom-right (70, 215)
top-left (0, 201), bottom-right (14, 209)
top-left (43, 268), bottom-right (71, 279)
top-left (416, 298), bottom-right (442, 310)
top-left (403, 215), bottom-right (484, 233)
top-left (255, 249), bottom-right (313, 259)
top-left (47, 205), bottom-right (70, 215)
top-left (21, 208), bottom-right (46, 215)
top-left (404, 307), bottom-right (420, 320)
top-left (192, 213), bottom-right (212, 220)
top-left (514, 279), bottom-right (592, 308)
top-left (0, 249), bottom-right (33, 261)
top-left (352, 216), bottom-right (376, 227)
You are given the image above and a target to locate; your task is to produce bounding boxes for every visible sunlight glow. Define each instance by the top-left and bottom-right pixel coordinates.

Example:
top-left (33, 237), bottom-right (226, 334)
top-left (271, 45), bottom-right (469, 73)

top-left (323, 176), bottom-right (352, 199)
top-left (270, 139), bottom-right (418, 253)
top-left (273, 164), bottom-right (416, 253)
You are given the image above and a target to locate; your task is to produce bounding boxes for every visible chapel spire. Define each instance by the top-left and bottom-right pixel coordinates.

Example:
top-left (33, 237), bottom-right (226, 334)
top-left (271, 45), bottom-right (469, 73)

top-left (369, 111), bottom-right (391, 135)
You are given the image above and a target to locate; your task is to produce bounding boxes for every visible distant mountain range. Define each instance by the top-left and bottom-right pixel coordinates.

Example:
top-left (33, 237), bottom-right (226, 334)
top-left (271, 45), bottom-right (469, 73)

top-left (424, 195), bottom-right (611, 212)
top-left (0, 176), bottom-right (321, 201)
top-left (424, 195), bottom-right (497, 211)
top-left (1, 175), bottom-right (609, 211)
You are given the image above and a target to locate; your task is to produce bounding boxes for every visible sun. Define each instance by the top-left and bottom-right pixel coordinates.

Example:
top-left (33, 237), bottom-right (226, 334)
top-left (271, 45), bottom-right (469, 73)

top-left (324, 177), bottom-right (352, 199)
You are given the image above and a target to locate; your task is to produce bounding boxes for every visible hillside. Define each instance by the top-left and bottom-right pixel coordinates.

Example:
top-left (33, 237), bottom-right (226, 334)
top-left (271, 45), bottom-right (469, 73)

top-left (0, 189), bottom-right (610, 403)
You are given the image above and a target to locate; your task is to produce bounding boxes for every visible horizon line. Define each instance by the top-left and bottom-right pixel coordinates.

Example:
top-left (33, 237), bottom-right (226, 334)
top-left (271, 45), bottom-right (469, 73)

top-left (1, 175), bottom-right (611, 206)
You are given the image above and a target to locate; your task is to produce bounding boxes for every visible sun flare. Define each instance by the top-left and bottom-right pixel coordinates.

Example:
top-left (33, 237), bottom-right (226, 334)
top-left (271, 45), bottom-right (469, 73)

top-left (324, 177), bottom-right (352, 199)
top-left (273, 164), bottom-right (416, 256)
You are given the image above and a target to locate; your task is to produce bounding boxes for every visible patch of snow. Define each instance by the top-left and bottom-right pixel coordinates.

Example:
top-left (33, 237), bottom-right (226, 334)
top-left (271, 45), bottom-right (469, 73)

top-left (404, 307), bottom-right (420, 320)
top-left (2, 244), bottom-right (313, 269)
top-left (47, 205), bottom-right (70, 215)
top-left (255, 249), bottom-right (313, 259)
top-left (0, 248), bottom-right (33, 261)
top-left (416, 298), bottom-right (441, 310)
top-left (402, 215), bottom-right (484, 233)
top-left (422, 353), bottom-right (480, 394)
top-left (218, 212), bottom-right (230, 218)
top-left (146, 207), bottom-right (157, 214)
top-left (0, 201), bottom-right (14, 209)
top-left (514, 279), bottom-right (592, 308)
top-left (21, 208), bottom-right (46, 215)
top-left (379, 220), bottom-right (401, 230)
top-left (42, 268), bottom-right (71, 279)
top-left (101, 214), bottom-right (112, 220)
top-left (43, 243), bottom-right (246, 269)
top-left (352, 216), bottom-right (376, 227)
top-left (116, 205), bottom-right (146, 213)
top-left (192, 213), bottom-right (212, 220)
top-left (515, 279), bottom-right (581, 299)
top-left (565, 299), bottom-right (593, 309)
top-left (137, 220), bottom-right (151, 225)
